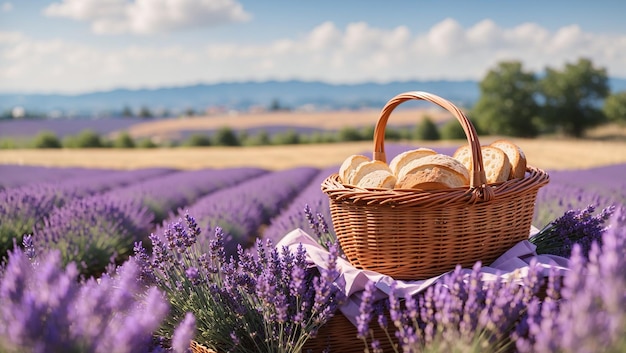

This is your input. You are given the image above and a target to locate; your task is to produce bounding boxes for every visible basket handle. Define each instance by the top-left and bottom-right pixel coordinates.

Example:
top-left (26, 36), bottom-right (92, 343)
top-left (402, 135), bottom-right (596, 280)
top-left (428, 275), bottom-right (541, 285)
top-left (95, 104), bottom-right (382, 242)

top-left (373, 91), bottom-right (493, 201)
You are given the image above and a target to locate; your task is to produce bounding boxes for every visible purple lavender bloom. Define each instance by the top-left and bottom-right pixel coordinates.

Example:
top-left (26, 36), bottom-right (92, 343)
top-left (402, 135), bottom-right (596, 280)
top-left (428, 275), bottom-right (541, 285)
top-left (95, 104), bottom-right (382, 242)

top-left (0, 183), bottom-right (65, 254)
top-left (357, 281), bottom-right (376, 340)
top-left (517, 206), bottom-right (626, 353)
top-left (134, 213), bottom-right (344, 353)
top-left (0, 247), bottom-right (170, 353)
top-left (105, 167), bottom-right (266, 225)
top-left (33, 193), bottom-right (154, 277)
top-left (263, 166), bottom-right (335, 244)
top-left (534, 164), bottom-right (626, 226)
top-left (360, 262), bottom-right (544, 352)
top-left (169, 167), bottom-right (318, 257)
top-left (1, 167), bottom-right (172, 255)
top-left (0, 164), bottom-right (112, 190)
top-left (530, 204), bottom-right (615, 258)
top-left (171, 312), bottom-right (196, 353)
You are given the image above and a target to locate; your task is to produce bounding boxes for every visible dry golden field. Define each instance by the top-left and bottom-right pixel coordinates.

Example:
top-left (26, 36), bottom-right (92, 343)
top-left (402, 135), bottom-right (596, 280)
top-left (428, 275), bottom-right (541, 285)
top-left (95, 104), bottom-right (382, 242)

top-left (1, 109), bottom-right (625, 171)
top-left (1, 139), bottom-right (625, 171)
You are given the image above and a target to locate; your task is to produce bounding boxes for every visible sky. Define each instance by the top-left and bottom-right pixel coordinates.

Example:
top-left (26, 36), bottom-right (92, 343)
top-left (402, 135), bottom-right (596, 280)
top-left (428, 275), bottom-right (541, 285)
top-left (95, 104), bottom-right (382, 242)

top-left (1, 0), bottom-right (625, 94)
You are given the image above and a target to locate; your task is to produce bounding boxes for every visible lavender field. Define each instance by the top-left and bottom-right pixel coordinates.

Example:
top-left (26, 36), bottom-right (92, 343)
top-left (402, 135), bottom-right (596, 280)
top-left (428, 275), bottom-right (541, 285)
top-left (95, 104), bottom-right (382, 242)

top-left (0, 143), bottom-right (625, 353)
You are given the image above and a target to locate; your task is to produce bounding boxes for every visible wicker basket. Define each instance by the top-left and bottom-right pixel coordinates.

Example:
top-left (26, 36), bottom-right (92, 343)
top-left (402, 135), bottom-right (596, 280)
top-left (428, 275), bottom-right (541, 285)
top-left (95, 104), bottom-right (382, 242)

top-left (321, 91), bottom-right (550, 280)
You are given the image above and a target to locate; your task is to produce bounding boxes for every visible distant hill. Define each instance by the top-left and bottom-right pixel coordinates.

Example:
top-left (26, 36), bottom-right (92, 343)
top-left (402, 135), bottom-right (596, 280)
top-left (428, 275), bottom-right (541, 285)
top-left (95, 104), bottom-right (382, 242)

top-left (0, 80), bottom-right (479, 117)
top-left (1, 78), bottom-right (625, 118)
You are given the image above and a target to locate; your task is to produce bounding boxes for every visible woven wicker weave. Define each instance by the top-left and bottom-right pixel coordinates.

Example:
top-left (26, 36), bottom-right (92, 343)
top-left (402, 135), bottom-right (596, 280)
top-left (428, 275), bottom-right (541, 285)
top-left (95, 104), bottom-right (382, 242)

top-left (321, 91), bottom-right (550, 280)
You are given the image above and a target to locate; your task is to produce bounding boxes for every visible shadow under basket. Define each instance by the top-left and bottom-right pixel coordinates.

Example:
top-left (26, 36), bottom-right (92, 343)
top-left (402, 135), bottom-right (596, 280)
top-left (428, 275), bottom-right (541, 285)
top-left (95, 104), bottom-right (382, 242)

top-left (321, 91), bottom-right (550, 280)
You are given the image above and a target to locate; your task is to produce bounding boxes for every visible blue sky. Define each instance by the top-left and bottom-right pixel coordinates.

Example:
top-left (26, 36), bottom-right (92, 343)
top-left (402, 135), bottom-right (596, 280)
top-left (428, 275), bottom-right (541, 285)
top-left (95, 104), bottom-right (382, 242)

top-left (1, 0), bottom-right (625, 94)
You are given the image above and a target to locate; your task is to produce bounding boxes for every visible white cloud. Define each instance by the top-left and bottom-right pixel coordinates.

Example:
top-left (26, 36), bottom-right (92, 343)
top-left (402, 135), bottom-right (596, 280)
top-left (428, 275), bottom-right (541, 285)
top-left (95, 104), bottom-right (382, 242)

top-left (1, 2), bottom-right (12, 12)
top-left (1, 19), bottom-right (626, 93)
top-left (43, 0), bottom-right (251, 35)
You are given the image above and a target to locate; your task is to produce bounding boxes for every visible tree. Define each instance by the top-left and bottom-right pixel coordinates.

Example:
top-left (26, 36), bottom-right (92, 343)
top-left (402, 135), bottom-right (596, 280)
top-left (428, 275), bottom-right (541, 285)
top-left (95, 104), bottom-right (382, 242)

top-left (33, 130), bottom-right (62, 149)
top-left (184, 133), bottom-right (212, 147)
top-left (413, 116), bottom-right (440, 140)
top-left (138, 106), bottom-right (153, 119)
top-left (112, 131), bottom-right (136, 148)
top-left (539, 58), bottom-right (609, 137)
top-left (603, 91), bottom-right (626, 125)
top-left (213, 126), bottom-right (240, 146)
top-left (64, 129), bottom-right (104, 148)
top-left (440, 119), bottom-right (467, 140)
top-left (338, 126), bottom-right (363, 141)
top-left (472, 61), bottom-right (540, 137)
top-left (121, 105), bottom-right (134, 118)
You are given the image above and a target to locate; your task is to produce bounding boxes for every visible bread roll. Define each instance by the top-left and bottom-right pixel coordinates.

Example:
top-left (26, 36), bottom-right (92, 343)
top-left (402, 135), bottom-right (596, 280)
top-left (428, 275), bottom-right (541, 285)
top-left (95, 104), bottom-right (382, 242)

top-left (338, 154), bottom-right (370, 184)
top-left (490, 139), bottom-right (527, 179)
top-left (481, 146), bottom-right (511, 183)
top-left (352, 160), bottom-right (393, 185)
top-left (452, 145), bottom-right (472, 171)
top-left (356, 169), bottom-right (397, 189)
top-left (397, 153), bottom-right (470, 184)
top-left (452, 145), bottom-right (511, 184)
top-left (388, 148), bottom-right (437, 176)
top-left (395, 166), bottom-right (467, 190)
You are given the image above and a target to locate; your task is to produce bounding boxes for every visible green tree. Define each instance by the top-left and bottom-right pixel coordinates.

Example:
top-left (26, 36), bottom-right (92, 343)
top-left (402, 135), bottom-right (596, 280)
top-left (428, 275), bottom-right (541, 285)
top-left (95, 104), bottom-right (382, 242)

top-left (413, 116), bottom-right (441, 140)
top-left (212, 126), bottom-right (240, 146)
top-left (121, 105), bottom-right (134, 118)
top-left (184, 133), bottom-right (212, 147)
top-left (384, 127), bottom-right (402, 141)
top-left (138, 106), bottom-right (153, 119)
top-left (272, 129), bottom-right (300, 145)
top-left (137, 138), bottom-right (158, 148)
top-left (243, 130), bottom-right (271, 146)
top-left (603, 91), bottom-right (626, 125)
top-left (64, 129), bottom-right (104, 148)
top-left (360, 125), bottom-right (375, 141)
top-left (337, 126), bottom-right (363, 141)
top-left (112, 131), bottom-right (136, 148)
top-left (539, 57), bottom-right (609, 137)
top-left (472, 61), bottom-right (540, 137)
top-left (32, 130), bottom-right (62, 148)
top-left (440, 119), bottom-right (467, 140)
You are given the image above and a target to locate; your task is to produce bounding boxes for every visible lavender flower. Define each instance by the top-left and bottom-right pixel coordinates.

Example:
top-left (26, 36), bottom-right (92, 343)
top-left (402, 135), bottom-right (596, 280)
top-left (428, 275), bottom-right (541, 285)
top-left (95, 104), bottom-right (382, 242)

top-left (32, 193), bottom-right (154, 277)
top-left (517, 206), bottom-right (626, 353)
top-left (359, 262), bottom-right (545, 353)
top-left (0, 246), bottom-right (170, 353)
top-left (171, 312), bottom-right (196, 353)
top-left (134, 212), bottom-right (344, 353)
top-left (357, 281), bottom-right (376, 340)
top-left (530, 204), bottom-right (615, 258)
top-left (167, 167), bottom-right (319, 257)
top-left (104, 167), bottom-right (266, 225)
top-left (263, 167), bottom-right (335, 244)
top-left (0, 183), bottom-right (65, 255)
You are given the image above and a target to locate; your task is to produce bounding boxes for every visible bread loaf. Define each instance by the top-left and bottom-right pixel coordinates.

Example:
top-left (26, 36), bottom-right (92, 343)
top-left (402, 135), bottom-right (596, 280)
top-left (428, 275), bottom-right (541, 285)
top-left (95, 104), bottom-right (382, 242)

top-left (490, 139), bottom-right (527, 179)
top-left (397, 153), bottom-right (470, 184)
top-left (452, 145), bottom-right (511, 184)
top-left (388, 147), bottom-right (437, 176)
top-left (356, 169), bottom-right (397, 189)
top-left (352, 160), bottom-right (395, 189)
top-left (395, 166), bottom-right (467, 190)
top-left (338, 154), bottom-right (370, 184)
